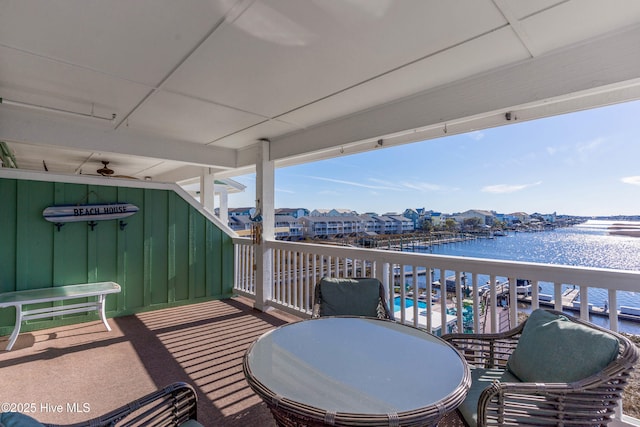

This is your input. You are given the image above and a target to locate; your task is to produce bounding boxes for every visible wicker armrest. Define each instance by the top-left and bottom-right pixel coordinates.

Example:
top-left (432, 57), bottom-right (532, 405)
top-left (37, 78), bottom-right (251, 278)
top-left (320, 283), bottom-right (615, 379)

top-left (477, 370), bottom-right (631, 426)
top-left (442, 322), bottom-right (525, 368)
top-left (44, 382), bottom-right (199, 427)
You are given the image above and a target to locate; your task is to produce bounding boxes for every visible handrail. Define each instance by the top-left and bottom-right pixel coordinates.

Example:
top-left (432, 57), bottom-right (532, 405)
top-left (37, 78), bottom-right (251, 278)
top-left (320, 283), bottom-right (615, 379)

top-left (234, 238), bottom-right (640, 335)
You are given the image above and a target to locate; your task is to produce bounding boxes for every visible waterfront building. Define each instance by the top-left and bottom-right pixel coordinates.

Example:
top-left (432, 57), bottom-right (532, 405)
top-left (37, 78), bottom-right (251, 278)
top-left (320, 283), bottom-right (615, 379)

top-left (358, 214), bottom-right (378, 234)
top-left (274, 214), bottom-right (303, 240)
top-left (384, 213), bottom-right (415, 234)
top-left (430, 212), bottom-right (443, 227)
top-left (510, 212), bottom-right (531, 224)
top-left (228, 213), bottom-right (253, 234)
top-left (275, 208), bottom-right (310, 219)
top-left (454, 209), bottom-right (496, 226)
top-left (310, 208), bottom-right (356, 217)
top-left (403, 208), bottom-right (422, 229)
top-left (300, 214), bottom-right (365, 239)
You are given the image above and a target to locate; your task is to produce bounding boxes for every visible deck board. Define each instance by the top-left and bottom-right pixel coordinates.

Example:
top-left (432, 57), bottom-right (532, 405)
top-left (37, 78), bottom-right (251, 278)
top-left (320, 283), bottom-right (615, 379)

top-left (0, 297), bottom-right (300, 426)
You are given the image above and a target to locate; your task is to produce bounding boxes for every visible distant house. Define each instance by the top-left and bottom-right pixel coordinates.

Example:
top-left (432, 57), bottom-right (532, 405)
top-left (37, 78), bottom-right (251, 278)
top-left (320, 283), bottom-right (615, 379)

top-left (309, 208), bottom-right (330, 217)
top-left (403, 208), bottom-right (421, 229)
top-left (228, 207), bottom-right (254, 217)
top-left (455, 209), bottom-right (496, 226)
top-left (358, 214), bottom-right (378, 234)
top-left (300, 214), bottom-right (363, 238)
top-left (310, 208), bottom-right (356, 217)
top-left (430, 212), bottom-right (443, 227)
top-left (228, 214), bottom-right (253, 234)
top-left (386, 214), bottom-right (415, 234)
top-left (539, 212), bottom-right (557, 223)
top-left (370, 214), bottom-right (398, 234)
top-left (510, 212), bottom-right (531, 224)
top-left (331, 208), bottom-right (357, 216)
top-left (275, 208), bottom-right (309, 219)
top-left (274, 214), bottom-right (303, 240)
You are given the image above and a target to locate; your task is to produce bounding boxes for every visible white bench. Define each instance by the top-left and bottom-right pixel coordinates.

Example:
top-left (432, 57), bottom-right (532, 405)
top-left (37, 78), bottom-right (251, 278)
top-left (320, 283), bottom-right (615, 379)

top-left (0, 282), bottom-right (121, 351)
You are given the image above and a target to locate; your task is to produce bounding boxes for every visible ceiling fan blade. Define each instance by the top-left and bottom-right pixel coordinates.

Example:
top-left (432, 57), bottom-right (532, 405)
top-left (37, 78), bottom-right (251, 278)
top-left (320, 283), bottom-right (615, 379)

top-left (97, 160), bottom-right (114, 175)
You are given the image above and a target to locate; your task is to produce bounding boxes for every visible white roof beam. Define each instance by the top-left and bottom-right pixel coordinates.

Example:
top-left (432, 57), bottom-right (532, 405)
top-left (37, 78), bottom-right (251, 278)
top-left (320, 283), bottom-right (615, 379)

top-left (0, 107), bottom-right (237, 169)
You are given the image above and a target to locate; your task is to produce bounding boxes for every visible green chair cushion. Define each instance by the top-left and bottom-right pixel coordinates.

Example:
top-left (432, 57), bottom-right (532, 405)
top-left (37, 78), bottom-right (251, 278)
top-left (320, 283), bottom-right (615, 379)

top-left (179, 419), bottom-right (205, 427)
top-left (318, 277), bottom-right (381, 317)
top-left (507, 309), bottom-right (619, 383)
top-left (457, 367), bottom-right (520, 427)
top-left (0, 412), bottom-right (45, 427)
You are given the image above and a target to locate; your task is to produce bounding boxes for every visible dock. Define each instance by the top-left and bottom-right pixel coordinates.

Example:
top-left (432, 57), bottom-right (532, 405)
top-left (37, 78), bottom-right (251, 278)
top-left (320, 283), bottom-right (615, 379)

top-left (517, 289), bottom-right (640, 323)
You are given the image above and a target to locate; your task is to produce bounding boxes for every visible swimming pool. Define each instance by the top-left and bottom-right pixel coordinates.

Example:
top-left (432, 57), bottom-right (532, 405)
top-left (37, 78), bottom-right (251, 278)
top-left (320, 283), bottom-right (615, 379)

top-left (393, 296), bottom-right (428, 312)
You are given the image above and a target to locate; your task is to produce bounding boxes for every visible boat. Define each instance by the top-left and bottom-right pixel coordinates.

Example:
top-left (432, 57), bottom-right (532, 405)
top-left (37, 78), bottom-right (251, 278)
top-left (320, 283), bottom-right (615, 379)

top-left (514, 279), bottom-right (540, 296)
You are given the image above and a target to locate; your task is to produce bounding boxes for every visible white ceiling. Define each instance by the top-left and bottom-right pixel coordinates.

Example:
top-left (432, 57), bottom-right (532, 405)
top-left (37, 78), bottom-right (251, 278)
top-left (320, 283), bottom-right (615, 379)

top-left (1, 0), bottom-right (640, 181)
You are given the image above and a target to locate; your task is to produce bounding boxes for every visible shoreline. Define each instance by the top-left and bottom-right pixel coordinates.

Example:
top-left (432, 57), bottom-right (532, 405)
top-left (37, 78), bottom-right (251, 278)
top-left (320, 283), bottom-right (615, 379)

top-left (610, 229), bottom-right (640, 237)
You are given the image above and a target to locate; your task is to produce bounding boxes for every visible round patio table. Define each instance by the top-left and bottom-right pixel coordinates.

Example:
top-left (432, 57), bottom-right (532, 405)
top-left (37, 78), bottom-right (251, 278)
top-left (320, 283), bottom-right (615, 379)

top-left (243, 317), bottom-right (470, 427)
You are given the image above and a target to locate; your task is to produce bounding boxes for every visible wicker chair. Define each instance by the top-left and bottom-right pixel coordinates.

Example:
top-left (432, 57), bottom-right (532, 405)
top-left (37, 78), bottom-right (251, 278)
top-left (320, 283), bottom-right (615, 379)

top-left (41, 382), bottom-right (200, 427)
top-left (311, 277), bottom-right (392, 319)
top-left (442, 309), bottom-right (638, 427)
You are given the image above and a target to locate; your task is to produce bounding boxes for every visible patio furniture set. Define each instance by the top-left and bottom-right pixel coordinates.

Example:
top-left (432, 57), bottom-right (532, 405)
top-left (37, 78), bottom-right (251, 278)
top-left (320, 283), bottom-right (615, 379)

top-left (245, 277), bottom-right (638, 427)
top-left (1, 277), bottom-right (637, 426)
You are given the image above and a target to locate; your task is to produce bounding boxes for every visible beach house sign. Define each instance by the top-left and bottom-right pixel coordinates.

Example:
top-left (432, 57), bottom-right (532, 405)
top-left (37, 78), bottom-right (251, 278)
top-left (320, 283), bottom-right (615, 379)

top-left (43, 203), bottom-right (139, 223)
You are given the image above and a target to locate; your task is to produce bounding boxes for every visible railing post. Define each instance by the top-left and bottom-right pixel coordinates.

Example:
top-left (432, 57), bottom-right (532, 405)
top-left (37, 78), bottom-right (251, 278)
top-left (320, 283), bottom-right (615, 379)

top-left (200, 169), bottom-right (215, 214)
top-left (509, 277), bottom-right (517, 329)
top-left (254, 139), bottom-right (274, 312)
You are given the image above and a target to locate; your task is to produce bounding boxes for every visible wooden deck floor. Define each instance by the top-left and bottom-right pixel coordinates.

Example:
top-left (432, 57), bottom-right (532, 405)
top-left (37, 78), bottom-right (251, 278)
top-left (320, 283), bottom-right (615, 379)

top-left (0, 297), bottom-right (301, 426)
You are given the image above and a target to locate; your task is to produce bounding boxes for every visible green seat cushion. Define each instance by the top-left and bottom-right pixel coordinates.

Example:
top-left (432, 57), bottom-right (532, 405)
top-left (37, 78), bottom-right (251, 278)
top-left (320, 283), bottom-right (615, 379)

top-left (507, 309), bottom-right (619, 383)
top-left (457, 367), bottom-right (520, 427)
top-left (0, 412), bottom-right (45, 427)
top-left (179, 419), bottom-right (205, 427)
top-left (318, 277), bottom-right (381, 317)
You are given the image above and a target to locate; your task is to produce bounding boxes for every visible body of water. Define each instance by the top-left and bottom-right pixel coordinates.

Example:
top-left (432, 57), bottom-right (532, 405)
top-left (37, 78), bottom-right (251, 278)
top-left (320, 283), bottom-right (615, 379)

top-left (402, 220), bottom-right (640, 333)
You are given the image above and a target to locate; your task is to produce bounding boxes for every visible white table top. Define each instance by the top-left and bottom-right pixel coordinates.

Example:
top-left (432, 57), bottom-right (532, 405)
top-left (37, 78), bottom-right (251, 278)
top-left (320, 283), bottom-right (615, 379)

top-left (245, 317), bottom-right (469, 416)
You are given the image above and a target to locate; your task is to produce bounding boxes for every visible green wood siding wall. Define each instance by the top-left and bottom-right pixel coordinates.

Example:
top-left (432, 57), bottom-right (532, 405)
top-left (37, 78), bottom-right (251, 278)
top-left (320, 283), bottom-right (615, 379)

top-left (0, 178), bottom-right (234, 336)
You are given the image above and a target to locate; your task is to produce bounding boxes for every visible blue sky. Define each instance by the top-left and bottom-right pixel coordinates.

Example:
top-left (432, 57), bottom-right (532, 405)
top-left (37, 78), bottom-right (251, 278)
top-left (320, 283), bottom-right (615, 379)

top-left (228, 100), bottom-right (640, 217)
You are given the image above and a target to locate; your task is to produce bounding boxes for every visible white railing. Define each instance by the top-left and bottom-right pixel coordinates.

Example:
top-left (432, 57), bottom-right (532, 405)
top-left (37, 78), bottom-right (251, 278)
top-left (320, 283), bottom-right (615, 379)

top-left (233, 238), bottom-right (640, 336)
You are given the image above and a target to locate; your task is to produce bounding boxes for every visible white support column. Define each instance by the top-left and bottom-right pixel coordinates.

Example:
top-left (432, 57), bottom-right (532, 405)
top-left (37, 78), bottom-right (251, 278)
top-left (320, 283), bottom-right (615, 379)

top-left (215, 183), bottom-right (229, 225)
top-left (200, 168), bottom-right (215, 214)
top-left (254, 139), bottom-right (275, 312)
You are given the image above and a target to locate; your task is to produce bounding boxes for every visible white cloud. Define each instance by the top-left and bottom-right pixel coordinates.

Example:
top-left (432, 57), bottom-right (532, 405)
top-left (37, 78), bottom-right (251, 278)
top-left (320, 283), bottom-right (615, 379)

top-left (621, 176), bottom-right (640, 186)
top-left (577, 137), bottom-right (605, 153)
top-left (400, 182), bottom-right (444, 192)
top-left (317, 189), bottom-right (340, 196)
top-left (308, 175), bottom-right (400, 190)
top-left (468, 131), bottom-right (485, 141)
top-left (276, 187), bottom-right (295, 194)
top-left (308, 175), bottom-right (456, 194)
top-left (482, 181), bottom-right (542, 194)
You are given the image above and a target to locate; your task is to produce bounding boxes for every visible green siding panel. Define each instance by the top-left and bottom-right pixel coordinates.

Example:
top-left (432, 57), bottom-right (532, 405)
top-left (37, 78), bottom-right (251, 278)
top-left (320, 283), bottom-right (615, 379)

top-left (119, 187), bottom-right (145, 311)
top-left (145, 189), bottom-right (169, 305)
top-left (173, 195), bottom-right (190, 302)
top-left (16, 181), bottom-right (55, 290)
top-left (53, 183), bottom-right (89, 286)
top-left (0, 177), bottom-right (234, 337)
top-left (191, 210), bottom-right (206, 298)
top-left (0, 179), bottom-right (18, 329)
